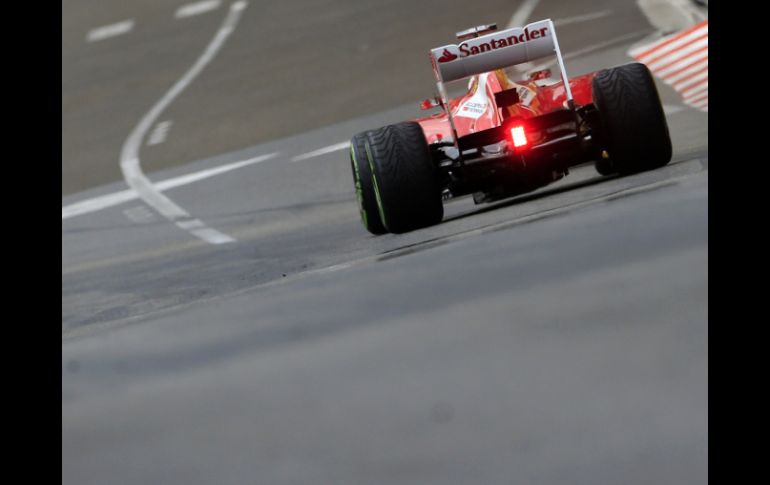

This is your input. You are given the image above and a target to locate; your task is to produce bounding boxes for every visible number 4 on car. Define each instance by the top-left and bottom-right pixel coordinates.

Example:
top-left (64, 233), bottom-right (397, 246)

top-left (349, 19), bottom-right (672, 234)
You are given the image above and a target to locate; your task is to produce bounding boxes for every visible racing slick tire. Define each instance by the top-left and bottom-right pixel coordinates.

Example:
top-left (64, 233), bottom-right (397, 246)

top-left (365, 122), bottom-right (443, 233)
top-left (350, 131), bottom-right (387, 235)
top-left (592, 62), bottom-right (672, 175)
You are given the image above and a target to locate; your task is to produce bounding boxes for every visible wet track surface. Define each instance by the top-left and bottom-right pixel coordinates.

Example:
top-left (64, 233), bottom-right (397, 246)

top-left (62, 0), bottom-right (707, 483)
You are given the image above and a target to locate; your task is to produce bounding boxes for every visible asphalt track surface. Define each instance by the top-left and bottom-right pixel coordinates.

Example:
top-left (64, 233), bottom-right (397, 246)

top-left (62, 0), bottom-right (708, 483)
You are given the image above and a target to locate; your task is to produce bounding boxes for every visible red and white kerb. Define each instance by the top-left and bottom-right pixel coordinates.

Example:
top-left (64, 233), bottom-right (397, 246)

top-left (629, 20), bottom-right (708, 112)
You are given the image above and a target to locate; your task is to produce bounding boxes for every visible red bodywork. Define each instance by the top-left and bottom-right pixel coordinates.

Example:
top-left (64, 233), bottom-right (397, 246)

top-left (415, 70), bottom-right (597, 144)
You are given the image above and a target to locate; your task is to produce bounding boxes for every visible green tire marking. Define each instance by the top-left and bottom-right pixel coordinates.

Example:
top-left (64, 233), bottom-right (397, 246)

top-left (364, 140), bottom-right (388, 230)
top-left (350, 145), bottom-right (371, 229)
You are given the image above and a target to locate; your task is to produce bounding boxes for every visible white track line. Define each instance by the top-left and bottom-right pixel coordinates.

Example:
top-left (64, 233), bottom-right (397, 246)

top-left (522, 30), bottom-right (651, 75)
top-left (123, 206), bottom-right (156, 224)
top-left (147, 120), bottom-right (173, 146)
top-left (290, 142), bottom-right (350, 162)
top-left (63, 190), bottom-right (137, 220)
top-left (87, 20), bottom-right (134, 42)
top-left (156, 152), bottom-right (277, 189)
top-left (119, 1), bottom-right (248, 245)
top-left (508, 5), bottom-right (612, 74)
top-left (175, 0), bottom-right (222, 19)
top-left (564, 30), bottom-right (652, 61)
top-left (554, 10), bottom-right (612, 27)
top-left (507, 0), bottom-right (541, 73)
top-left (63, 152), bottom-right (276, 221)
top-left (663, 104), bottom-right (685, 116)
top-left (508, 0), bottom-right (541, 28)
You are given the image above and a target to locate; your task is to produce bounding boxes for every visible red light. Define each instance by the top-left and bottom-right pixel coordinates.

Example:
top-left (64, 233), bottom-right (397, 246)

top-left (510, 125), bottom-right (528, 148)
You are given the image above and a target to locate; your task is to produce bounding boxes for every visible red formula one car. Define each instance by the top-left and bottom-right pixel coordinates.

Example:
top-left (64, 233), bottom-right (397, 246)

top-left (349, 19), bottom-right (672, 234)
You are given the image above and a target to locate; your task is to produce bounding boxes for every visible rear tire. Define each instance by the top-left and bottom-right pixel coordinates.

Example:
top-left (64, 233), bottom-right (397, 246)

top-left (594, 157), bottom-right (615, 176)
top-left (350, 132), bottom-right (387, 235)
top-left (592, 62), bottom-right (672, 175)
top-left (365, 122), bottom-right (443, 233)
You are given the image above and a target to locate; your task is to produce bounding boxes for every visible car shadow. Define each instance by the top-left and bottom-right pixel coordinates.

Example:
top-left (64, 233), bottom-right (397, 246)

top-left (442, 170), bottom-right (619, 225)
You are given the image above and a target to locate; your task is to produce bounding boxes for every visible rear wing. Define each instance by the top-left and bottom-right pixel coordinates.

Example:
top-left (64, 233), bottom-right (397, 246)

top-left (428, 19), bottom-right (574, 147)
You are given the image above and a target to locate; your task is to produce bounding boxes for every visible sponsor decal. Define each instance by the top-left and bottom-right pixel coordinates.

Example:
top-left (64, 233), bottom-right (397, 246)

top-left (516, 84), bottom-right (536, 107)
top-left (431, 20), bottom-right (555, 83)
top-left (439, 27), bottom-right (549, 63)
top-left (455, 73), bottom-right (491, 120)
top-left (437, 49), bottom-right (458, 63)
top-left (461, 101), bottom-right (487, 115)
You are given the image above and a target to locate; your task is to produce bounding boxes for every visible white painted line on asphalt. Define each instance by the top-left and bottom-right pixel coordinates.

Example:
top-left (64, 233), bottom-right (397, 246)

top-left (119, 1), bottom-right (248, 245)
top-left (521, 30), bottom-right (652, 75)
top-left (507, 0), bottom-right (541, 28)
top-left (663, 104), bottom-right (685, 115)
top-left (506, 0), bottom-right (541, 73)
top-left (123, 205), bottom-right (156, 224)
top-left (62, 152), bottom-right (276, 221)
top-left (175, 0), bottom-right (222, 19)
top-left (182, 221), bottom-right (235, 244)
top-left (564, 30), bottom-right (652, 61)
top-left (86, 20), bottom-right (134, 42)
top-left (554, 10), bottom-right (612, 27)
top-left (64, 190), bottom-right (137, 220)
top-left (147, 121), bottom-right (173, 146)
top-left (156, 152), bottom-right (277, 189)
top-left (290, 142), bottom-right (350, 162)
